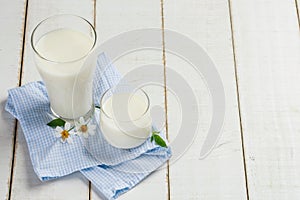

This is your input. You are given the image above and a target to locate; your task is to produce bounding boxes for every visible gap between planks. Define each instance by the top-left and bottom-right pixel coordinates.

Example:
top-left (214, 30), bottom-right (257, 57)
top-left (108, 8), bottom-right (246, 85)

top-left (8, 0), bottom-right (29, 200)
top-left (295, 0), bottom-right (300, 30)
top-left (227, 0), bottom-right (249, 199)
top-left (89, 1), bottom-right (97, 200)
top-left (160, 0), bottom-right (171, 200)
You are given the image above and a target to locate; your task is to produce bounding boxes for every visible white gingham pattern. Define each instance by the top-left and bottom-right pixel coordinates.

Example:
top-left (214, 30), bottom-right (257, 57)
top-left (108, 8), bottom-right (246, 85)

top-left (5, 53), bottom-right (171, 200)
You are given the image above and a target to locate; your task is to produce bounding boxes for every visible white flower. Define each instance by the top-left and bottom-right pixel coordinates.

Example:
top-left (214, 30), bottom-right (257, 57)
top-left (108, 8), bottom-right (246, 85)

top-left (54, 122), bottom-right (74, 143)
top-left (75, 117), bottom-right (96, 138)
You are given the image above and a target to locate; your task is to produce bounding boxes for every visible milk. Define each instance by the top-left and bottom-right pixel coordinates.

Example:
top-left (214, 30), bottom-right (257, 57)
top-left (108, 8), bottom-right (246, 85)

top-left (100, 93), bottom-right (152, 148)
top-left (34, 29), bottom-right (96, 119)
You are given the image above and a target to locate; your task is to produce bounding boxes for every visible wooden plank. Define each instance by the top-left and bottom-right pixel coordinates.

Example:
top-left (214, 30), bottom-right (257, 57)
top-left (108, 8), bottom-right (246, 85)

top-left (10, 1), bottom-right (94, 199)
top-left (163, 0), bottom-right (248, 199)
top-left (93, 1), bottom-right (168, 200)
top-left (0, 0), bottom-right (26, 199)
top-left (230, 0), bottom-right (300, 199)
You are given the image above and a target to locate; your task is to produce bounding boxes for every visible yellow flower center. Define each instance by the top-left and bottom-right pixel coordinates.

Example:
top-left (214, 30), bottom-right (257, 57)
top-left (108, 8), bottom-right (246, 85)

top-left (61, 130), bottom-right (69, 140)
top-left (80, 125), bottom-right (88, 133)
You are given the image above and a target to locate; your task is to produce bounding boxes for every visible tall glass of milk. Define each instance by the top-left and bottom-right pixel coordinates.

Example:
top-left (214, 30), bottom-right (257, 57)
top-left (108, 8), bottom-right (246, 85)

top-left (31, 15), bottom-right (97, 120)
top-left (100, 86), bottom-right (152, 148)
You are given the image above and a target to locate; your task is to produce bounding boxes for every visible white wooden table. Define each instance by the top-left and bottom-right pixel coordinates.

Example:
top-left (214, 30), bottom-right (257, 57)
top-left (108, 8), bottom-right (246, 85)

top-left (1, 0), bottom-right (300, 199)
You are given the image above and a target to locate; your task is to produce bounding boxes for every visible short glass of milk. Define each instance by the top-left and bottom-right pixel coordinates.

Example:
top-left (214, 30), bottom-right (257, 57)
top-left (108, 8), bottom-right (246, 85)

top-left (99, 86), bottom-right (152, 148)
top-left (31, 14), bottom-right (97, 120)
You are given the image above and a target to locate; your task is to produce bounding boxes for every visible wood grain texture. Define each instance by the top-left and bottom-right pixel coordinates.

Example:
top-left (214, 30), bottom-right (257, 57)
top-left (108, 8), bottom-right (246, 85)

top-left (93, 0), bottom-right (168, 199)
top-left (0, 0), bottom-right (26, 199)
top-left (230, 0), bottom-right (300, 199)
top-left (163, 0), bottom-right (248, 199)
top-left (9, 0), bottom-right (94, 199)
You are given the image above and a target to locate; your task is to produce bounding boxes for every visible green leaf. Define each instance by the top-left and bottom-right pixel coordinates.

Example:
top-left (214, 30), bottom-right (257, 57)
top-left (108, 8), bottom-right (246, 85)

top-left (150, 135), bottom-right (154, 142)
top-left (153, 134), bottom-right (167, 148)
top-left (47, 118), bottom-right (66, 128)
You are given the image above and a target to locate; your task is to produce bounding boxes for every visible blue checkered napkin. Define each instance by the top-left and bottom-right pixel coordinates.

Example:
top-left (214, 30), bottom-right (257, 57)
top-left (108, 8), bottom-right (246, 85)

top-left (5, 53), bottom-right (171, 200)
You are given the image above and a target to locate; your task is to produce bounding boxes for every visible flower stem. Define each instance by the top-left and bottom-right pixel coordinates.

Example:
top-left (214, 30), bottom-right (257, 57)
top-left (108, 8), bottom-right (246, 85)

top-left (68, 126), bottom-right (75, 132)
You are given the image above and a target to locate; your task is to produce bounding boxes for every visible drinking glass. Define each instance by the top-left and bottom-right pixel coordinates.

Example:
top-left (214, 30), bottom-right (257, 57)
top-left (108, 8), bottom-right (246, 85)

top-left (31, 14), bottom-right (97, 120)
top-left (99, 86), bottom-right (152, 148)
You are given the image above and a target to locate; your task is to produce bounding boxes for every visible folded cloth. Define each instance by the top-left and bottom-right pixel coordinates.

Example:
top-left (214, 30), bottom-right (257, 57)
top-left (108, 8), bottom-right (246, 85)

top-left (5, 53), bottom-right (171, 200)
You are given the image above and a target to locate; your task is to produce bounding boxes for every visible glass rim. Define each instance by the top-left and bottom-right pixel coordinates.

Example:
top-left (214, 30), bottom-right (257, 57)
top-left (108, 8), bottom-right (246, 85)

top-left (100, 86), bottom-right (150, 122)
top-left (30, 14), bottom-right (97, 64)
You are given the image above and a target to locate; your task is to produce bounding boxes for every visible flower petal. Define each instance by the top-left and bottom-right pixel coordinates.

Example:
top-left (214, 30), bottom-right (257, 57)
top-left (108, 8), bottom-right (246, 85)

top-left (67, 137), bottom-right (73, 144)
top-left (54, 132), bottom-right (61, 138)
top-left (88, 128), bottom-right (96, 136)
top-left (83, 132), bottom-right (89, 138)
top-left (60, 138), bottom-right (66, 143)
top-left (55, 131), bottom-right (61, 138)
top-left (79, 117), bottom-right (85, 124)
top-left (55, 126), bottom-right (63, 132)
top-left (89, 131), bottom-right (95, 136)
top-left (64, 122), bottom-right (71, 130)
top-left (75, 122), bottom-right (80, 129)
top-left (89, 124), bottom-right (96, 130)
